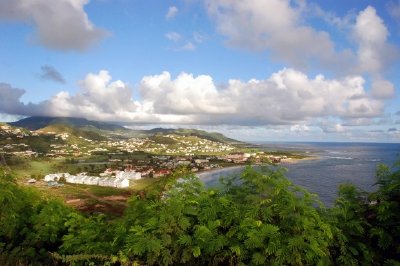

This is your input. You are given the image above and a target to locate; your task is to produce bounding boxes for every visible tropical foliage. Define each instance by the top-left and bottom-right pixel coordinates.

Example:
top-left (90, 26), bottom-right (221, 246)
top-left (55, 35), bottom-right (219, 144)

top-left (0, 160), bottom-right (399, 265)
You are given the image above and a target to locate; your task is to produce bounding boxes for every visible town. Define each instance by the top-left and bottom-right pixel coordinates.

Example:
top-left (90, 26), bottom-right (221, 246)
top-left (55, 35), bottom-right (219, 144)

top-left (0, 122), bottom-right (295, 190)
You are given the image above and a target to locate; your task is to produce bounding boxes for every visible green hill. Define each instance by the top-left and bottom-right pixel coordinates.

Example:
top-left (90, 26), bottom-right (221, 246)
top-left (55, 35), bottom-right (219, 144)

top-left (143, 128), bottom-right (241, 144)
top-left (9, 116), bottom-right (241, 144)
top-left (38, 124), bottom-right (107, 142)
top-left (10, 116), bottom-right (126, 131)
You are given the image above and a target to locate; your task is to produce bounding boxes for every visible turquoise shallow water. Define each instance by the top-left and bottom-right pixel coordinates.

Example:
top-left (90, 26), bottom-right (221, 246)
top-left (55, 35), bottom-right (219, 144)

top-left (198, 142), bottom-right (400, 206)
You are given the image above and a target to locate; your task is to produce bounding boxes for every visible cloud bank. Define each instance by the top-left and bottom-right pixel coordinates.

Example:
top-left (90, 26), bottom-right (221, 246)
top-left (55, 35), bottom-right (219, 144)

top-left (0, 0), bottom-right (108, 51)
top-left (0, 69), bottom-right (388, 127)
top-left (205, 1), bottom-right (398, 100)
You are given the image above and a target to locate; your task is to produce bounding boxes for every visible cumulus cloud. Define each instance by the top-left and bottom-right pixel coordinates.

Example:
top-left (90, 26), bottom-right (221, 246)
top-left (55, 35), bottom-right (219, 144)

top-left (353, 6), bottom-right (398, 75)
top-left (166, 6), bottom-right (178, 20)
top-left (47, 70), bottom-right (142, 121)
top-left (205, 1), bottom-right (399, 82)
top-left (0, 83), bottom-right (28, 114)
top-left (139, 69), bottom-right (385, 125)
top-left (0, 69), bottom-right (390, 128)
top-left (370, 79), bottom-right (395, 99)
top-left (205, 0), bottom-right (355, 71)
top-left (0, 0), bottom-right (108, 51)
top-left (39, 65), bottom-right (66, 84)
top-left (0, 83), bottom-right (47, 116)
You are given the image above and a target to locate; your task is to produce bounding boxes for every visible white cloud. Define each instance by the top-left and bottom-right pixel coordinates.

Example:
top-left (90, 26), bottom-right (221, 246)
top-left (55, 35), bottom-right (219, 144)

top-left (47, 70), bottom-right (140, 120)
top-left (165, 33), bottom-right (197, 51)
top-left (0, 69), bottom-right (390, 128)
top-left (353, 6), bottom-right (396, 74)
top-left (0, 113), bottom-right (23, 123)
top-left (139, 68), bottom-right (384, 125)
top-left (0, 0), bottom-right (108, 51)
top-left (205, 0), bottom-right (355, 71)
top-left (165, 32), bottom-right (182, 42)
top-left (205, 1), bottom-right (399, 82)
top-left (371, 79), bottom-right (395, 99)
top-left (290, 124), bottom-right (310, 133)
top-left (181, 41), bottom-right (196, 51)
top-left (166, 6), bottom-right (179, 20)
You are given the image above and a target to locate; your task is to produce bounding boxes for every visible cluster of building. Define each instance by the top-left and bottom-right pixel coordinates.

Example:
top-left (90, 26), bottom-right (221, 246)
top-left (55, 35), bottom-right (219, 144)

top-left (1, 123), bottom-right (241, 161)
top-left (44, 170), bottom-right (142, 188)
top-left (103, 135), bottom-right (236, 155)
top-left (0, 143), bottom-right (38, 157)
top-left (0, 124), bottom-right (32, 138)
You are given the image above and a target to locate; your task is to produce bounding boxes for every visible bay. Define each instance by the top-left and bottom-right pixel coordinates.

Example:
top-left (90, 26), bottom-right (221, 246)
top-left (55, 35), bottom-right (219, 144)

top-left (198, 142), bottom-right (400, 206)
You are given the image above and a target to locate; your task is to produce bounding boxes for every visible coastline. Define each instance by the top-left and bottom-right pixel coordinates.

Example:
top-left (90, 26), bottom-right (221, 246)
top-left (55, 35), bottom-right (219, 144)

top-left (196, 164), bottom-right (247, 178)
top-left (196, 156), bottom-right (319, 178)
top-left (280, 156), bottom-right (319, 164)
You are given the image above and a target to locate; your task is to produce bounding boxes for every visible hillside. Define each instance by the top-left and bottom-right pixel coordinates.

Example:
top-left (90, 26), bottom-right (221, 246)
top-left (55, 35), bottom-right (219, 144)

top-left (37, 124), bottom-right (108, 142)
top-left (10, 116), bottom-right (126, 131)
top-left (135, 128), bottom-right (241, 144)
top-left (9, 116), bottom-right (241, 144)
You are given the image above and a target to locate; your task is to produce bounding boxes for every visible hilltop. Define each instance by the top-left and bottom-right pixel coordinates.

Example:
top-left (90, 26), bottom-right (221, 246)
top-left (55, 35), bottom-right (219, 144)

top-left (9, 116), bottom-right (241, 144)
top-left (37, 124), bottom-right (108, 142)
top-left (136, 128), bottom-right (241, 144)
top-left (10, 116), bottom-right (126, 132)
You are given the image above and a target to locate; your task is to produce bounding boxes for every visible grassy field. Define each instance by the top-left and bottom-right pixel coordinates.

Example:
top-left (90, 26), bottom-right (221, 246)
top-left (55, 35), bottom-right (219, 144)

top-left (22, 176), bottom-right (159, 216)
top-left (13, 160), bottom-right (57, 179)
top-left (130, 178), bottom-right (157, 190)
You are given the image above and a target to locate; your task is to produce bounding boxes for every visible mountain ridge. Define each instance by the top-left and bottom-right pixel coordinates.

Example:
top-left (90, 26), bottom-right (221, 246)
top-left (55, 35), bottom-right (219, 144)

top-left (8, 116), bottom-right (241, 144)
top-left (10, 116), bottom-right (126, 131)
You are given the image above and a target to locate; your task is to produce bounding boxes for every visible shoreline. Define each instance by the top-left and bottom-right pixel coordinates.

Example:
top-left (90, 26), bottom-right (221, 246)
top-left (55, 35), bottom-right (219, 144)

top-left (196, 156), bottom-right (319, 178)
top-left (196, 164), bottom-right (247, 178)
top-left (280, 156), bottom-right (319, 164)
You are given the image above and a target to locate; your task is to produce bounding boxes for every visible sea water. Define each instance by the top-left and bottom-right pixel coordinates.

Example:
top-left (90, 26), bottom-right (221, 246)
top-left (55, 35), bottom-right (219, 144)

top-left (198, 142), bottom-right (400, 206)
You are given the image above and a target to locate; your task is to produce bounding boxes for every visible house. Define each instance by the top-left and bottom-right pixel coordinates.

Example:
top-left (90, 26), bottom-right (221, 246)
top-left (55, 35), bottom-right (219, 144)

top-left (194, 159), bottom-right (209, 165)
top-left (116, 170), bottom-right (141, 180)
top-left (44, 173), bottom-right (70, 182)
top-left (153, 169), bottom-right (171, 178)
top-left (115, 178), bottom-right (130, 188)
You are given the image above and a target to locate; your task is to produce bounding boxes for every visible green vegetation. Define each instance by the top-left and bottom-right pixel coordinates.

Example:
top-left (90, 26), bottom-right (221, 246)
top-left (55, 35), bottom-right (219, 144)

top-left (39, 124), bottom-right (108, 142)
top-left (1, 159), bottom-right (400, 265)
top-left (10, 116), bottom-right (126, 132)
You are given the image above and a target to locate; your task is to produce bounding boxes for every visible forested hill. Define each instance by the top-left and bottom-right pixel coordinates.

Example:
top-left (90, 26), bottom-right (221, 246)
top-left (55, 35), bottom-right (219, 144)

top-left (10, 116), bottom-right (126, 131)
top-left (9, 116), bottom-right (241, 144)
top-left (138, 127), bottom-right (242, 144)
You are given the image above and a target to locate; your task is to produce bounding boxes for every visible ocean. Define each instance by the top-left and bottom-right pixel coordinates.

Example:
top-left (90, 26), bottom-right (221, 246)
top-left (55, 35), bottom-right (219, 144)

top-left (198, 142), bottom-right (400, 207)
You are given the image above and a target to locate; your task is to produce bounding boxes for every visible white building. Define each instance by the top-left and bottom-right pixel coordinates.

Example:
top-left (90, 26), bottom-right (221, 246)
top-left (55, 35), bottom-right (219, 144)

top-left (114, 178), bottom-right (130, 188)
top-left (44, 173), bottom-right (70, 182)
top-left (44, 172), bottom-right (130, 188)
top-left (116, 170), bottom-right (141, 180)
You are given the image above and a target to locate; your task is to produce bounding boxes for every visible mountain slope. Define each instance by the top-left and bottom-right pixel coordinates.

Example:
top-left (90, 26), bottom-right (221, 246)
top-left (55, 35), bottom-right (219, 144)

top-left (10, 116), bottom-right (126, 131)
top-left (37, 124), bottom-right (107, 141)
top-left (145, 128), bottom-right (241, 144)
top-left (9, 116), bottom-right (242, 144)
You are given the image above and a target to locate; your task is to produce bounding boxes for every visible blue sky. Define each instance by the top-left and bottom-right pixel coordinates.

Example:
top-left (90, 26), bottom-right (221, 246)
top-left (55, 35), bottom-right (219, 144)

top-left (0, 0), bottom-right (400, 142)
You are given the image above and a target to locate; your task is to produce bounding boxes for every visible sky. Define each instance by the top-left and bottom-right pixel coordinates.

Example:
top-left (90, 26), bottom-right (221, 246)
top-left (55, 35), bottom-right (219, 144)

top-left (0, 0), bottom-right (400, 142)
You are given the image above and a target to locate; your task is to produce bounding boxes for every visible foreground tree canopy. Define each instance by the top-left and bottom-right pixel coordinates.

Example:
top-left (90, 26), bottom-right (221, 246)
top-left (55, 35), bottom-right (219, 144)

top-left (1, 161), bottom-right (399, 265)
